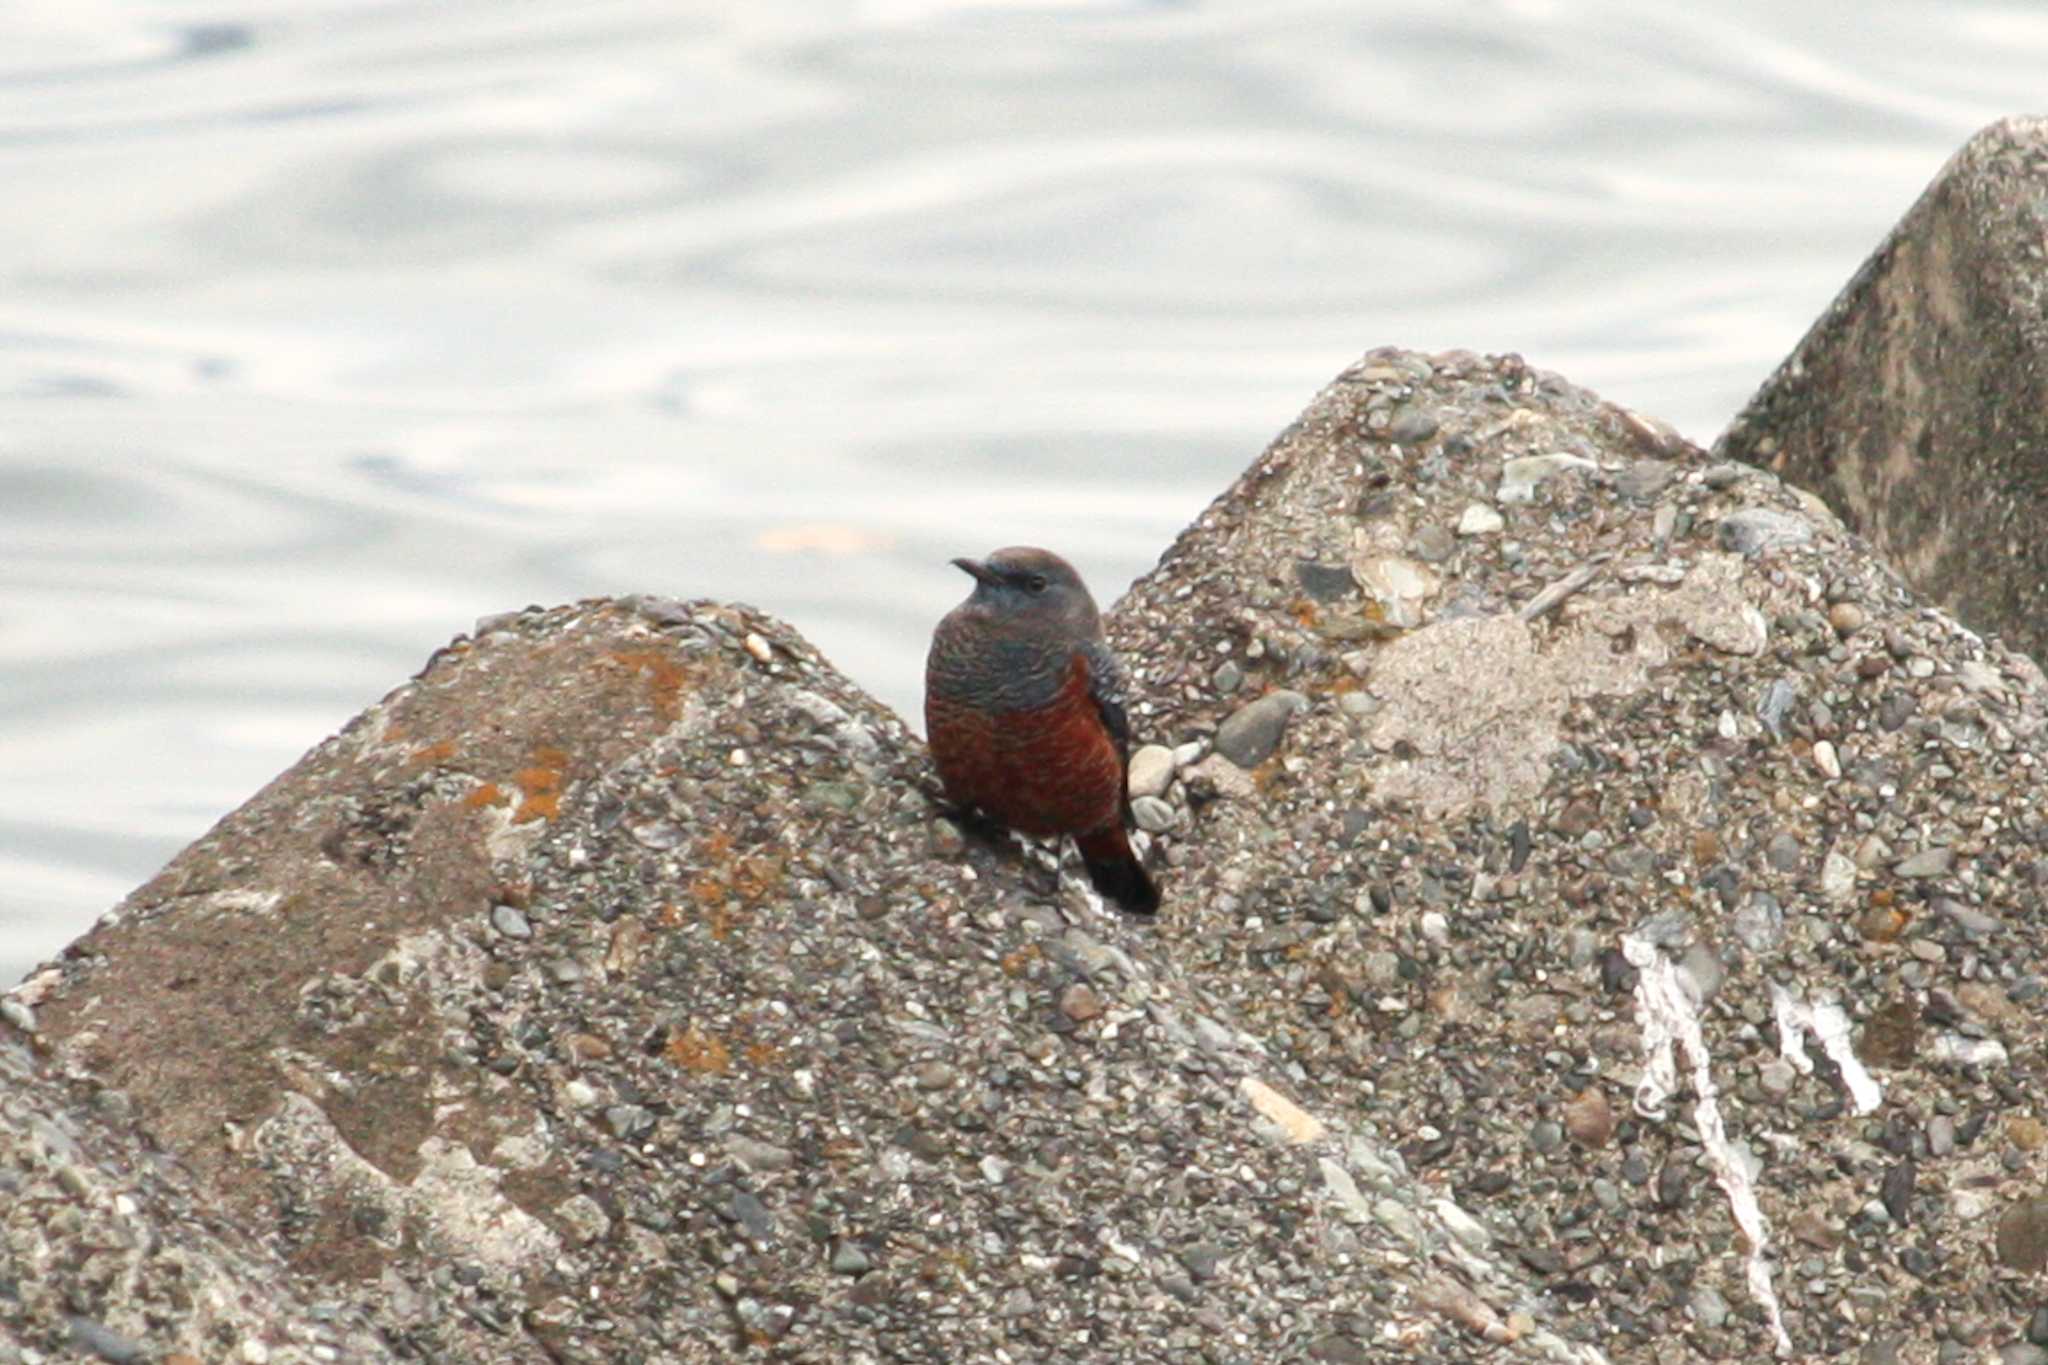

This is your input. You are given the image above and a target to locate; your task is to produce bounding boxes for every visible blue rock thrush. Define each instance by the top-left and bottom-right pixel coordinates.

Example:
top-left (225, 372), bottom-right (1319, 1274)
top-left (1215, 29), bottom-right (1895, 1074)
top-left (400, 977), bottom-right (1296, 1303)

top-left (925, 547), bottom-right (1161, 914)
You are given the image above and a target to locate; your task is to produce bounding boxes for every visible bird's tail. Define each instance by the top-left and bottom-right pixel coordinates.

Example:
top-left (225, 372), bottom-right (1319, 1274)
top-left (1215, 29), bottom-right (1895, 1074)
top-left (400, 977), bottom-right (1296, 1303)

top-left (1075, 825), bottom-right (1160, 914)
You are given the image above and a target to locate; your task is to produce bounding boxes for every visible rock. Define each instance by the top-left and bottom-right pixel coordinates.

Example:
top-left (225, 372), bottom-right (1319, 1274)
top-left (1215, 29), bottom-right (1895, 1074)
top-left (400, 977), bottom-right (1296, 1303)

top-left (1820, 848), bottom-right (1858, 901)
top-left (1616, 459), bottom-right (1677, 499)
top-left (1456, 503), bottom-right (1504, 536)
top-left (1562, 1087), bottom-right (1614, 1148)
top-left (1130, 795), bottom-right (1176, 833)
top-left (1179, 1243), bottom-right (1227, 1282)
top-left (1294, 559), bottom-right (1359, 603)
top-left (1498, 452), bottom-right (1599, 504)
top-left (1895, 847), bottom-right (1954, 879)
top-left (1717, 508), bottom-right (1815, 556)
top-left (1350, 554), bottom-right (1441, 628)
top-left (2001, 1200), bottom-right (2048, 1272)
top-left (1387, 407), bottom-right (1440, 445)
top-left (1408, 523), bottom-right (1456, 563)
top-left (1718, 117), bottom-right (2048, 664)
top-left (1060, 982), bottom-right (1104, 1022)
top-left (488, 903), bottom-right (532, 940)
top-left (19, 328), bottom-right (2048, 1363)
top-left (1126, 744), bottom-right (1177, 800)
top-left (1214, 690), bottom-right (1308, 768)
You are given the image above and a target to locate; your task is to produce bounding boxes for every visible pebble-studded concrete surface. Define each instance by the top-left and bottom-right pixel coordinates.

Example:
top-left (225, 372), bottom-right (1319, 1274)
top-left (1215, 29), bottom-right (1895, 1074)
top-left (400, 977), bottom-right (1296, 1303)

top-left (8, 348), bottom-right (2048, 1364)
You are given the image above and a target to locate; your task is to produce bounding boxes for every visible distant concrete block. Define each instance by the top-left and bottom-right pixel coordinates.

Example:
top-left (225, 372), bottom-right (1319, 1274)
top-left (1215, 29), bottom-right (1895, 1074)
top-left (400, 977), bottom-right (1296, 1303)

top-left (1717, 116), bottom-right (2048, 661)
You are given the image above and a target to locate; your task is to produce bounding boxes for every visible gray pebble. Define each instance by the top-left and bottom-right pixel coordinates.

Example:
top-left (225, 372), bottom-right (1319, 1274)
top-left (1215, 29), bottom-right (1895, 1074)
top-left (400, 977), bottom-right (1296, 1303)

top-left (1179, 1243), bottom-right (1227, 1281)
top-left (1927, 1116), bottom-right (1956, 1158)
top-left (2000, 1345), bottom-right (2048, 1365)
top-left (606, 1104), bottom-right (653, 1140)
top-left (1895, 847), bottom-right (1953, 878)
top-left (729, 1189), bottom-right (774, 1241)
top-left (1732, 892), bottom-right (1784, 953)
top-left (831, 1242), bottom-right (872, 1275)
top-left (1701, 462), bottom-right (1746, 489)
top-left (1215, 690), bottom-right (1308, 768)
top-left (490, 904), bottom-right (533, 940)
top-left (1757, 677), bottom-right (1799, 736)
top-left (1212, 660), bottom-right (1245, 695)
top-left (1616, 460), bottom-right (1677, 499)
top-left (1388, 408), bottom-right (1439, 444)
top-left (1941, 900), bottom-right (2003, 937)
top-left (1677, 944), bottom-right (1725, 1003)
top-left (1718, 508), bottom-right (1814, 556)
top-left (1131, 796), bottom-right (1176, 834)
top-left (67, 1317), bottom-right (145, 1363)
top-left (1499, 452), bottom-right (1599, 504)
top-left (1689, 1285), bottom-right (1729, 1329)
top-left (1529, 1119), bottom-right (1565, 1154)
top-left (1764, 832), bottom-right (1803, 872)
top-left (1408, 524), bottom-right (1455, 563)
top-left (727, 1135), bottom-right (795, 1171)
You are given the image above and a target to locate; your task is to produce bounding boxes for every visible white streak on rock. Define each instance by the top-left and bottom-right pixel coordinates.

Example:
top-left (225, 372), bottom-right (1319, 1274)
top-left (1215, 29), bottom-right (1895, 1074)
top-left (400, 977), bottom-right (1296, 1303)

top-left (1625, 934), bottom-right (1791, 1356)
top-left (1772, 985), bottom-right (1882, 1114)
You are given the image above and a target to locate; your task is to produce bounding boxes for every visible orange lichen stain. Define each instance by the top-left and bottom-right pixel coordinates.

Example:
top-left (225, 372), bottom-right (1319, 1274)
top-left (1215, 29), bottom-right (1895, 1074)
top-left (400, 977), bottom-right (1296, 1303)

top-left (604, 649), bottom-right (695, 722)
top-left (410, 738), bottom-right (457, 767)
top-left (656, 902), bottom-right (687, 929)
top-left (463, 782), bottom-right (508, 810)
top-left (743, 1039), bottom-right (782, 1069)
top-left (666, 1025), bottom-right (730, 1074)
top-left (1290, 597), bottom-right (1320, 627)
top-left (730, 854), bottom-right (783, 903)
top-left (677, 830), bottom-right (784, 926)
top-left (513, 745), bottom-right (570, 823)
top-left (999, 945), bottom-right (1040, 978)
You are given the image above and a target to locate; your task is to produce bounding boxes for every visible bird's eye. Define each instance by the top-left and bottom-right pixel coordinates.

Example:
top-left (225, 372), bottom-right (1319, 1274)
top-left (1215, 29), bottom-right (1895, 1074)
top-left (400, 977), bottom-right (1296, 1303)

top-left (1024, 573), bottom-right (1048, 594)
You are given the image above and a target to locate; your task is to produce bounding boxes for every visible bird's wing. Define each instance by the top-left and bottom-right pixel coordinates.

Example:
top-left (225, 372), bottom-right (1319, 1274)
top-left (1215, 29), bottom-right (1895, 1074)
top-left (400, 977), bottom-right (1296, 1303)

top-left (1079, 638), bottom-right (1133, 770)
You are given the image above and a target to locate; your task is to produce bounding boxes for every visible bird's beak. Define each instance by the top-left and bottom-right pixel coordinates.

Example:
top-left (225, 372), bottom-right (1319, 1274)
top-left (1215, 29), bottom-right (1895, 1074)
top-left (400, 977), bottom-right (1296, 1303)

top-left (951, 557), bottom-right (1000, 587)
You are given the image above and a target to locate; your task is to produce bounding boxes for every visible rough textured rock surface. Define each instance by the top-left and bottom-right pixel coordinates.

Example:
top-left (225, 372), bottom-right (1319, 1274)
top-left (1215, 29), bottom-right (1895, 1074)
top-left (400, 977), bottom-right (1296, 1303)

top-left (10, 344), bottom-right (2048, 1363)
top-left (1716, 115), bottom-right (2048, 664)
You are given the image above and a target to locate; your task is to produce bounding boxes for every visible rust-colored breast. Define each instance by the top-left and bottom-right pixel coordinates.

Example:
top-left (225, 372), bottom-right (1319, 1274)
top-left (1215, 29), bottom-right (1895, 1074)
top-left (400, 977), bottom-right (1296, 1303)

top-left (925, 652), bottom-right (1123, 838)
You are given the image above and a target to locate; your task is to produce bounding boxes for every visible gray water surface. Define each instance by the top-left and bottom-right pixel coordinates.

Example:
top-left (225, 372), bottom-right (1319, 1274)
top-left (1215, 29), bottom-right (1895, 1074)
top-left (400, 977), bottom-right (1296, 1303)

top-left (4, 0), bottom-right (2042, 981)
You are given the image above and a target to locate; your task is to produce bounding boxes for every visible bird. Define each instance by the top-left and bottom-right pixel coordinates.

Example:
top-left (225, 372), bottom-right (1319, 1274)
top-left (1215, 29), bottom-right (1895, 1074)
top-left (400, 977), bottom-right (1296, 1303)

top-left (924, 546), bottom-right (1160, 914)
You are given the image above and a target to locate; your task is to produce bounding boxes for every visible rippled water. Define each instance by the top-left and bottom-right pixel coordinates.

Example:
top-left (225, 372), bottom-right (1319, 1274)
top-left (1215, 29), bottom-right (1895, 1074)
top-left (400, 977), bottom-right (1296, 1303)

top-left (3, 0), bottom-right (2042, 982)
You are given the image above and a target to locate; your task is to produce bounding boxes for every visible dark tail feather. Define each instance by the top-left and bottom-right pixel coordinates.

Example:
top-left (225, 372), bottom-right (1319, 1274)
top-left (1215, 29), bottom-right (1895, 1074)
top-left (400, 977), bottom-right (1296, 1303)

top-left (1076, 826), bottom-right (1160, 914)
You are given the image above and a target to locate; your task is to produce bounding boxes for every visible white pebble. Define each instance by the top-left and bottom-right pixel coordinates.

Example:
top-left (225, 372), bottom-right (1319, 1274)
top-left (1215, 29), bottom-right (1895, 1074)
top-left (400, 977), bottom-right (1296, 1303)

top-left (1456, 503), bottom-right (1504, 536)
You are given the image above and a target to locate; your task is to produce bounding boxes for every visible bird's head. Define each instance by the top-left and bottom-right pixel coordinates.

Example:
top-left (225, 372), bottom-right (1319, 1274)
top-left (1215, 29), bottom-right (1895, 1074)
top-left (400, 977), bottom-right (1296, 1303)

top-left (950, 546), bottom-right (1101, 635)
